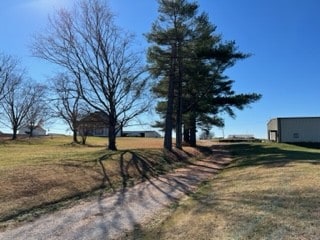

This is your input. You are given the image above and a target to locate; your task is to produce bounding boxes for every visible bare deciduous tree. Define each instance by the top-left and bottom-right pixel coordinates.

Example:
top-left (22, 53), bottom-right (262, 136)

top-left (0, 76), bottom-right (47, 140)
top-left (0, 53), bottom-right (22, 102)
top-left (24, 84), bottom-right (49, 137)
top-left (50, 73), bottom-right (89, 143)
top-left (31, 0), bottom-right (149, 150)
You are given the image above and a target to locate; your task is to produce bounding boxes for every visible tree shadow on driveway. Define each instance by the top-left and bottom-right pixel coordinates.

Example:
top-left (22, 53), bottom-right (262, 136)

top-left (0, 145), bottom-right (232, 240)
top-left (87, 146), bottom-right (232, 239)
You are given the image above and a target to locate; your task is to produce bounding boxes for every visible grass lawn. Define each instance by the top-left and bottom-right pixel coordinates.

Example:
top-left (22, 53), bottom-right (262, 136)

top-left (0, 135), bottom-right (205, 228)
top-left (134, 142), bottom-right (320, 240)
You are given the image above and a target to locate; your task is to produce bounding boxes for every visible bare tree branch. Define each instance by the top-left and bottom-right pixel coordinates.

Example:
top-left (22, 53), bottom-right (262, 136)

top-left (31, 0), bottom-right (150, 150)
top-left (0, 53), bottom-right (23, 102)
top-left (0, 76), bottom-right (48, 140)
top-left (49, 72), bottom-right (91, 143)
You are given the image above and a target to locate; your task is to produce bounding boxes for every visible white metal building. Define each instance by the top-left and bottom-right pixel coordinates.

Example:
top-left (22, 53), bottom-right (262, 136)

top-left (267, 117), bottom-right (320, 143)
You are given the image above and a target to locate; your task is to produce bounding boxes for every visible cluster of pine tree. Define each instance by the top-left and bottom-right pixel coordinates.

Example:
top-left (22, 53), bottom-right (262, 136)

top-left (147, 0), bottom-right (261, 150)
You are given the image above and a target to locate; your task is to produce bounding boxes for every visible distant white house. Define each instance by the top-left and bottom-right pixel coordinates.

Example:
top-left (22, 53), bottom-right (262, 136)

top-left (18, 126), bottom-right (47, 136)
top-left (267, 117), bottom-right (320, 143)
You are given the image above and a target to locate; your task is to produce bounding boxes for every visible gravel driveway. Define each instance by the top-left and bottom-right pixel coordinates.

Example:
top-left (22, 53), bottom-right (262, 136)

top-left (0, 147), bottom-right (231, 240)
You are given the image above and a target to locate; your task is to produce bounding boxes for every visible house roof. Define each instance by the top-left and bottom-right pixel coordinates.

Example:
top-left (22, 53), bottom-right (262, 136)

top-left (79, 111), bottom-right (109, 124)
top-left (19, 125), bottom-right (46, 131)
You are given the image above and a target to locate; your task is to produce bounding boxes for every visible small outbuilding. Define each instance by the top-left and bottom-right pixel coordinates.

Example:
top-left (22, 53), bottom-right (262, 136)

top-left (267, 117), bottom-right (320, 143)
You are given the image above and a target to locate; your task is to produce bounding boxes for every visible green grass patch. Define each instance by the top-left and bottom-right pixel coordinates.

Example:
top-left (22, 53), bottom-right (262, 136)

top-left (133, 142), bottom-right (320, 240)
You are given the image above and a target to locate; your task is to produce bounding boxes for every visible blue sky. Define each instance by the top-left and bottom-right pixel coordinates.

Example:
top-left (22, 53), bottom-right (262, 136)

top-left (1, 0), bottom-right (320, 138)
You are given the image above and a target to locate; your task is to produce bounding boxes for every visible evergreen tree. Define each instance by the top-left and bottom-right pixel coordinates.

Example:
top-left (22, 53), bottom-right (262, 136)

top-left (147, 0), bottom-right (261, 149)
top-left (147, 0), bottom-right (198, 150)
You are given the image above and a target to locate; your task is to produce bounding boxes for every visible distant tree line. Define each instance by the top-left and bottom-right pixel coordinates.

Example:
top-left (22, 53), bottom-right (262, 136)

top-left (0, 0), bottom-right (261, 151)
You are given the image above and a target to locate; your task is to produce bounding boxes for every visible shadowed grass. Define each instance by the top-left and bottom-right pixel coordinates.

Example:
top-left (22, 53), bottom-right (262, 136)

top-left (226, 142), bottom-right (320, 168)
top-left (131, 143), bottom-right (320, 240)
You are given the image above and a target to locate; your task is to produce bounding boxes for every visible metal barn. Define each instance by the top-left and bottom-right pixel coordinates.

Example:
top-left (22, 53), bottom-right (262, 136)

top-left (267, 117), bottom-right (320, 143)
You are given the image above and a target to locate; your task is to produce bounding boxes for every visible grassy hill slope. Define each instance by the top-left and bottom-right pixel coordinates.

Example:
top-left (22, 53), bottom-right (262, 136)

top-left (134, 143), bottom-right (320, 240)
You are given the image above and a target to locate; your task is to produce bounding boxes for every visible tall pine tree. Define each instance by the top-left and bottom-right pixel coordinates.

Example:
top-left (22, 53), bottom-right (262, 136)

top-left (147, 0), bottom-right (198, 150)
top-left (147, 0), bottom-right (261, 149)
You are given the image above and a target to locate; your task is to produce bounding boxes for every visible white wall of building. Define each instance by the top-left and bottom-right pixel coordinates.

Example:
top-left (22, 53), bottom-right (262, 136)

top-left (267, 118), bottom-right (278, 141)
top-left (280, 118), bottom-right (320, 143)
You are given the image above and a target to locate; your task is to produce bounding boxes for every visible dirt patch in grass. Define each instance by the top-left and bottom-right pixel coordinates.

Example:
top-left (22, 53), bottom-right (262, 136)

top-left (134, 143), bottom-right (320, 240)
top-left (0, 136), bottom-right (207, 228)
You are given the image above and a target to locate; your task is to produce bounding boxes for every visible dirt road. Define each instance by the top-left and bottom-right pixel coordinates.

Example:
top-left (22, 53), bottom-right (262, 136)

top-left (0, 147), bottom-right (231, 240)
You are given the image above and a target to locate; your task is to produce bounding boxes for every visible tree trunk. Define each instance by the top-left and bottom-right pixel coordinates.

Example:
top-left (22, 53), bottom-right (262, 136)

top-left (175, 42), bottom-right (183, 150)
top-left (164, 43), bottom-right (177, 151)
top-left (29, 128), bottom-right (34, 138)
top-left (108, 112), bottom-right (117, 151)
top-left (189, 117), bottom-right (197, 147)
top-left (12, 127), bottom-right (18, 140)
top-left (73, 130), bottom-right (78, 143)
top-left (108, 126), bottom-right (117, 150)
top-left (183, 125), bottom-right (190, 144)
top-left (163, 95), bottom-right (173, 151)
top-left (175, 97), bottom-right (182, 149)
top-left (81, 136), bottom-right (87, 145)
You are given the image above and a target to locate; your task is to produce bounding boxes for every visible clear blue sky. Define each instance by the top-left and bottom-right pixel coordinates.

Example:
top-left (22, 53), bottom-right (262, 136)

top-left (1, 0), bottom-right (320, 138)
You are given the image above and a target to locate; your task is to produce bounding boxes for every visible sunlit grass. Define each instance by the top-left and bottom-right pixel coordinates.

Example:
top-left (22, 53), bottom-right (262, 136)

top-left (0, 136), bottom-right (164, 169)
top-left (0, 137), bottom-right (99, 169)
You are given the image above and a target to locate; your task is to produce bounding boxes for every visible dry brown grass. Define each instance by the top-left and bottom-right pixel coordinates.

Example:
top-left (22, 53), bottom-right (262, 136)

top-left (134, 143), bottom-right (320, 240)
top-left (0, 136), bottom-right (205, 227)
